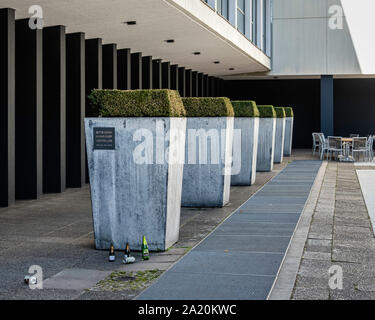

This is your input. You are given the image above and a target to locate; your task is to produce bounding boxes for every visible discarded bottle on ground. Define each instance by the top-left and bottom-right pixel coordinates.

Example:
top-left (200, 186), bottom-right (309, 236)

top-left (142, 236), bottom-right (149, 260)
top-left (123, 242), bottom-right (135, 264)
top-left (109, 243), bottom-right (116, 262)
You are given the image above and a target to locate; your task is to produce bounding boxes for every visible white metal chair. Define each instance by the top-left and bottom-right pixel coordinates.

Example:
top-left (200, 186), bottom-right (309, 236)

top-left (318, 134), bottom-right (329, 160)
top-left (352, 137), bottom-right (367, 161)
top-left (327, 136), bottom-right (343, 161)
top-left (366, 135), bottom-right (374, 161)
top-left (350, 134), bottom-right (359, 138)
top-left (312, 133), bottom-right (321, 156)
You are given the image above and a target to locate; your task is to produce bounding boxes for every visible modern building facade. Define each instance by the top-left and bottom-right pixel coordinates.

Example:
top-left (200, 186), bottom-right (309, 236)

top-left (0, 0), bottom-right (373, 206)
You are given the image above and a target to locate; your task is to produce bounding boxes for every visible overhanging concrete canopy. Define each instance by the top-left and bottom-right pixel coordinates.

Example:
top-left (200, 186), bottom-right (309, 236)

top-left (3, 0), bottom-right (270, 77)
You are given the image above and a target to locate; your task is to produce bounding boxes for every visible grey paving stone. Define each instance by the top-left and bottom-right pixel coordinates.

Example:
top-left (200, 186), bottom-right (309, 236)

top-left (292, 287), bottom-right (330, 300)
top-left (170, 251), bottom-right (284, 276)
top-left (297, 259), bottom-right (333, 279)
top-left (295, 274), bottom-right (331, 289)
top-left (303, 251), bottom-right (331, 261)
top-left (138, 272), bottom-right (276, 300)
top-left (43, 268), bottom-right (112, 291)
top-left (216, 220), bottom-right (295, 237)
top-left (329, 289), bottom-right (375, 300)
top-left (194, 234), bottom-right (291, 253)
top-left (231, 212), bottom-right (301, 223)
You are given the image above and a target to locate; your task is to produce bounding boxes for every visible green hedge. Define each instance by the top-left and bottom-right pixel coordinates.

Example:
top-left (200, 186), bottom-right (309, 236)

top-left (257, 105), bottom-right (276, 118)
top-left (284, 107), bottom-right (294, 117)
top-left (231, 101), bottom-right (260, 117)
top-left (87, 89), bottom-right (186, 117)
top-left (274, 107), bottom-right (286, 118)
top-left (181, 97), bottom-right (234, 117)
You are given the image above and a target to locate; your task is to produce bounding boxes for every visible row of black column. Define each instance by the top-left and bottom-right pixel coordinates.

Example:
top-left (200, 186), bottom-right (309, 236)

top-left (0, 7), bottom-right (222, 207)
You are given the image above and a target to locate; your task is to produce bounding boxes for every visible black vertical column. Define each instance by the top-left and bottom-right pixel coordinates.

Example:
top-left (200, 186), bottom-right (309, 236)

top-left (215, 78), bottom-right (221, 96)
top-left (66, 32), bottom-right (85, 188)
top-left (162, 62), bottom-right (171, 89)
top-left (192, 72), bottom-right (198, 97)
top-left (185, 69), bottom-right (192, 97)
top-left (131, 52), bottom-right (142, 89)
top-left (170, 65), bottom-right (179, 91)
top-left (85, 38), bottom-right (102, 182)
top-left (85, 38), bottom-right (102, 116)
top-left (15, 19), bottom-right (43, 199)
top-left (43, 25), bottom-right (66, 193)
top-left (152, 59), bottom-right (162, 89)
top-left (142, 56), bottom-right (153, 89)
top-left (178, 67), bottom-right (186, 97)
top-left (117, 48), bottom-right (131, 90)
top-left (321, 75), bottom-right (334, 136)
top-left (102, 43), bottom-right (117, 89)
top-left (203, 74), bottom-right (209, 97)
top-left (208, 76), bottom-right (214, 97)
top-left (198, 73), bottom-right (204, 97)
top-left (0, 8), bottom-right (15, 206)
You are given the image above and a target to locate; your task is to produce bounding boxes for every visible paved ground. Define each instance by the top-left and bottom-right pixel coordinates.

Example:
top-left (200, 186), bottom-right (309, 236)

top-left (0, 151), bottom-right (313, 300)
top-left (138, 160), bottom-right (321, 300)
top-left (292, 162), bottom-right (375, 300)
top-left (4, 149), bottom-right (372, 300)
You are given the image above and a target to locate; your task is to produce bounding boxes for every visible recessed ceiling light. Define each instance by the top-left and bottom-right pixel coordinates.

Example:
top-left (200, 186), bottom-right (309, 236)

top-left (193, 52), bottom-right (201, 55)
top-left (214, 61), bottom-right (221, 64)
top-left (229, 68), bottom-right (235, 71)
top-left (124, 21), bottom-right (137, 25)
top-left (164, 39), bottom-right (175, 43)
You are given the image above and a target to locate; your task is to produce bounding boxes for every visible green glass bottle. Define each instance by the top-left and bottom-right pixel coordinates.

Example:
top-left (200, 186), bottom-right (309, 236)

top-left (108, 243), bottom-right (115, 262)
top-left (141, 236), bottom-right (149, 260)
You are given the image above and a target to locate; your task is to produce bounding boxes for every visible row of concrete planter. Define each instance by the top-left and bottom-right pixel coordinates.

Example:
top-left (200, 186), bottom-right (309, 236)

top-left (85, 114), bottom-right (293, 251)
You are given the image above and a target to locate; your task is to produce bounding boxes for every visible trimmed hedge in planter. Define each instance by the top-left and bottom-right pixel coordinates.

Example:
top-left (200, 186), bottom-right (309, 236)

top-left (258, 105), bottom-right (276, 118)
top-left (284, 107), bottom-right (294, 117)
top-left (257, 106), bottom-right (276, 171)
top-left (181, 97), bottom-right (234, 117)
top-left (274, 110), bottom-right (286, 164)
top-left (231, 101), bottom-right (260, 117)
top-left (85, 89), bottom-right (186, 251)
top-left (181, 97), bottom-right (234, 207)
top-left (283, 107), bottom-right (294, 156)
top-left (88, 89), bottom-right (186, 117)
top-left (274, 107), bottom-right (286, 118)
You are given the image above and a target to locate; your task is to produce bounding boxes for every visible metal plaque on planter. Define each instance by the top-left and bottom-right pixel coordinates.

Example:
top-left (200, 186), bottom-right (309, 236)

top-left (93, 127), bottom-right (116, 150)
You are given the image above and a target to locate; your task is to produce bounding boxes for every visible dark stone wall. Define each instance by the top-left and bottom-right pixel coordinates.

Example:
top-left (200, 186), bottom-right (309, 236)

top-left (334, 79), bottom-right (375, 137)
top-left (224, 79), bottom-right (321, 148)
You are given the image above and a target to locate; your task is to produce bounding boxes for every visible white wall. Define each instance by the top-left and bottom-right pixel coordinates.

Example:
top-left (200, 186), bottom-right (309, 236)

top-left (270, 0), bottom-right (362, 76)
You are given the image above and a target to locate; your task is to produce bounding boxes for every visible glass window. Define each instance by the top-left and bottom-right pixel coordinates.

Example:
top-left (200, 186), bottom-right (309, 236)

top-left (237, 0), bottom-right (245, 34)
top-left (252, 0), bottom-right (257, 43)
top-left (217, 0), bottom-right (229, 20)
top-left (262, 0), bottom-right (267, 51)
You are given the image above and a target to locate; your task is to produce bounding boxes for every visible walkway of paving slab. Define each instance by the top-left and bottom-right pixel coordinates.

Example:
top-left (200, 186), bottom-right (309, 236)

top-left (292, 162), bottom-right (375, 300)
top-left (138, 160), bottom-right (322, 300)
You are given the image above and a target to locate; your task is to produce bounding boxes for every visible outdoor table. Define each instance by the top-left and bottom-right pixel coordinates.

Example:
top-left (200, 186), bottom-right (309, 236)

top-left (338, 138), bottom-right (355, 162)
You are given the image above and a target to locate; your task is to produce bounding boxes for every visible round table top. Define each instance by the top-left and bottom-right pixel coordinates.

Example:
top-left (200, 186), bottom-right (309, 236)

top-left (342, 138), bottom-right (353, 142)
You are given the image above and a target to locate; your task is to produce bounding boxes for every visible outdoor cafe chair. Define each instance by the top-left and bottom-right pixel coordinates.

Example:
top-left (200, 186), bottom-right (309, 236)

top-left (318, 134), bottom-right (329, 160)
top-left (312, 133), bottom-right (322, 156)
top-left (350, 134), bottom-right (359, 138)
top-left (327, 136), bottom-right (343, 161)
top-left (366, 135), bottom-right (374, 161)
top-left (352, 137), bottom-right (368, 161)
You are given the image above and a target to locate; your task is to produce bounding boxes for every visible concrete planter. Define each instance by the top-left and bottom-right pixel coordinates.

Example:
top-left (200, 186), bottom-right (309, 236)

top-left (85, 117), bottom-right (186, 251)
top-left (181, 117), bottom-right (234, 207)
top-left (231, 117), bottom-right (259, 186)
top-left (284, 117), bottom-right (294, 156)
top-left (274, 117), bottom-right (286, 164)
top-left (256, 118), bottom-right (276, 172)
